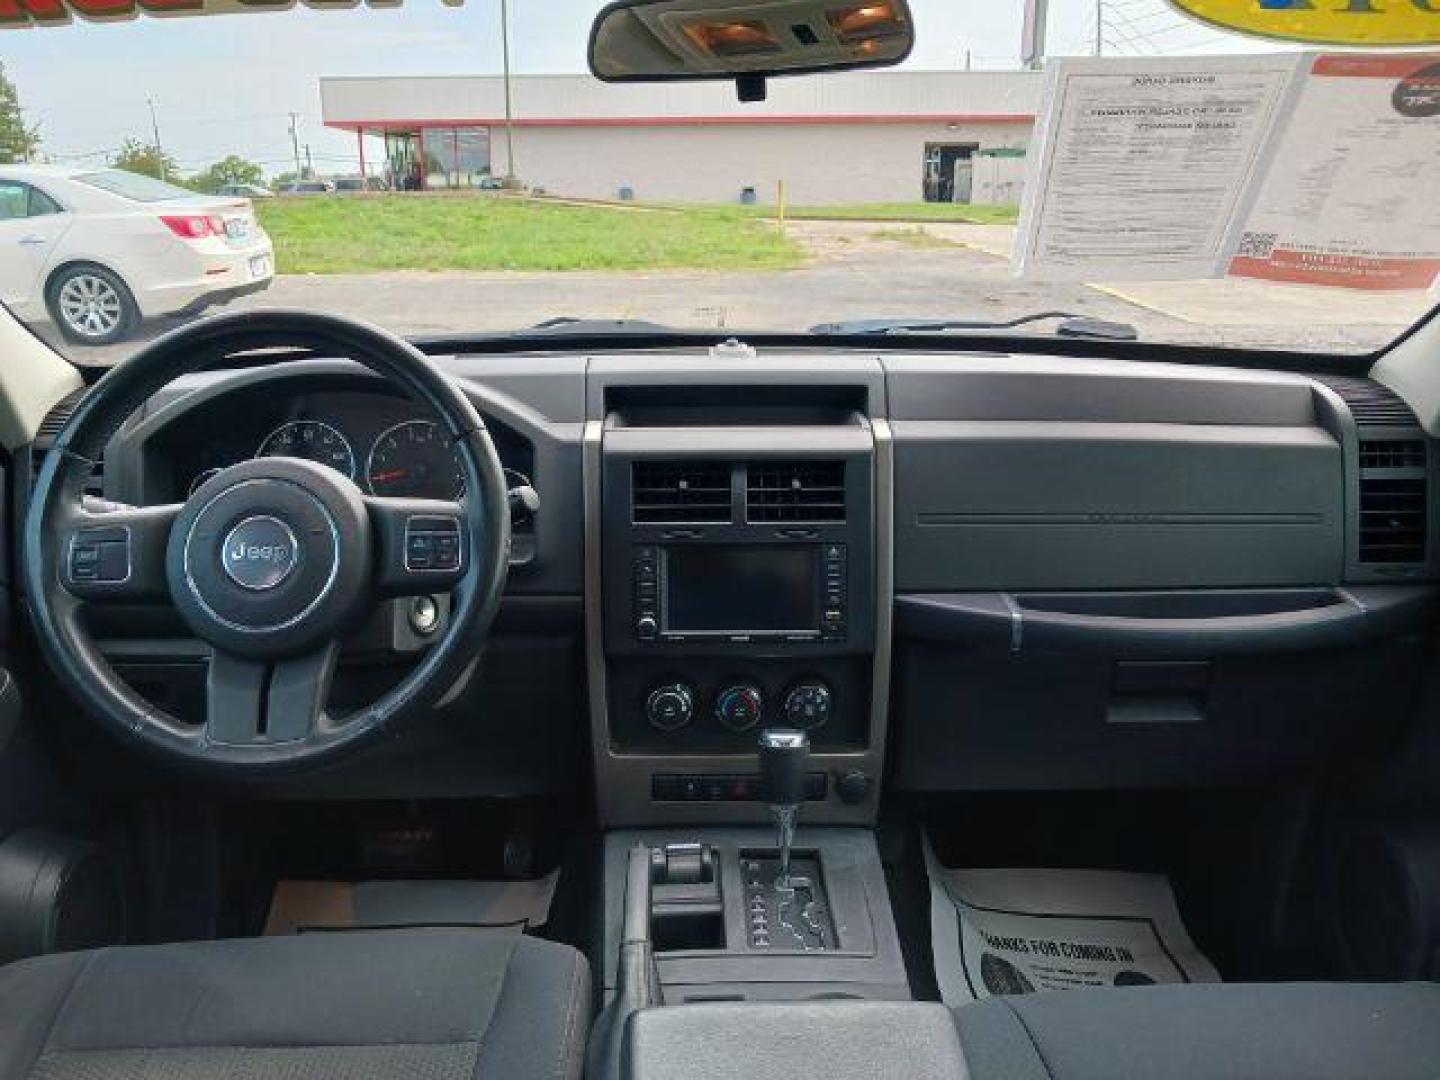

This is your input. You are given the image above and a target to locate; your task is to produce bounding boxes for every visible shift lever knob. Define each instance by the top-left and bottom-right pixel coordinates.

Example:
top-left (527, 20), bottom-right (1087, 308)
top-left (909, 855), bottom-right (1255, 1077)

top-left (759, 729), bottom-right (809, 888)
top-left (759, 729), bottom-right (810, 805)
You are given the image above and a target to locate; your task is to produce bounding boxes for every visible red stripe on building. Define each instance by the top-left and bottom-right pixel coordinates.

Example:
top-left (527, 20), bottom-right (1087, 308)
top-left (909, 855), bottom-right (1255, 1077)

top-left (325, 112), bottom-right (1036, 132)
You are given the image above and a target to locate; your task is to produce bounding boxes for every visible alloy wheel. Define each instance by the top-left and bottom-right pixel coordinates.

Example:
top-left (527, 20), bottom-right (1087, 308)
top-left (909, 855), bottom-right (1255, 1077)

top-left (57, 273), bottom-right (124, 339)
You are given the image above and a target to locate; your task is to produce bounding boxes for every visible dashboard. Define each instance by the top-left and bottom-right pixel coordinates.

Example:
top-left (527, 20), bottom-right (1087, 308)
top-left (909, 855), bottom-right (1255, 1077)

top-left (26, 349), bottom-right (1440, 820)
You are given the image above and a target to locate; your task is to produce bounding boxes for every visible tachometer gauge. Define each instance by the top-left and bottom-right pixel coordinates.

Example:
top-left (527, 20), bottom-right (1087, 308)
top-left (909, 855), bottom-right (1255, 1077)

top-left (256, 420), bottom-right (357, 480)
top-left (367, 420), bottom-right (465, 500)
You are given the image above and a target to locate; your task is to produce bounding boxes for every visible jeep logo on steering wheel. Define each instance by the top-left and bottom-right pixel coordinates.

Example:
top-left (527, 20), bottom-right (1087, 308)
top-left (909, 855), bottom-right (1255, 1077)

top-left (221, 515), bottom-right (299, 591)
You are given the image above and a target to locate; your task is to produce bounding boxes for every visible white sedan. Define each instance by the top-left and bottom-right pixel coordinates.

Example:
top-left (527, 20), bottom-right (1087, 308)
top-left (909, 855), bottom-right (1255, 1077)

top-left (0, 165), bottom-right (274, 346)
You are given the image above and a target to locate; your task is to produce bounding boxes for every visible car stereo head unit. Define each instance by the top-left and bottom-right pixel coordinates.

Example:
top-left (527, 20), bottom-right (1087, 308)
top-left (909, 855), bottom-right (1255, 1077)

top-left (634, 542), bottom-right (847, 643)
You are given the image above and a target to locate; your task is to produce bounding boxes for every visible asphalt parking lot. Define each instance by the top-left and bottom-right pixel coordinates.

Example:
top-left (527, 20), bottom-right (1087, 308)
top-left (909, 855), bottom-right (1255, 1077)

top-left (38, 221), bottom-right (1433, 367)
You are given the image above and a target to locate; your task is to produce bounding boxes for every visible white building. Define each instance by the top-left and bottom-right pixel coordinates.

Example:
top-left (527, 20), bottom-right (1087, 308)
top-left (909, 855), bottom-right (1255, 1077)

top-left (319, 71), bottom-right (1040, 205)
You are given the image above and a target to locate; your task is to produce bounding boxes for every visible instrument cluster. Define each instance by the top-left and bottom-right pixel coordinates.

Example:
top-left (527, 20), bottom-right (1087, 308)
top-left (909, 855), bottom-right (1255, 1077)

top-left (169, 389), bottom-right (534, 504)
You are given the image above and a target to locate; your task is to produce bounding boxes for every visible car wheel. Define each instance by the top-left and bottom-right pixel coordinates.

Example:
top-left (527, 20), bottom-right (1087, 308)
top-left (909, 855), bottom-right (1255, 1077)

top-left (46, 265), bottom-right (139, 347)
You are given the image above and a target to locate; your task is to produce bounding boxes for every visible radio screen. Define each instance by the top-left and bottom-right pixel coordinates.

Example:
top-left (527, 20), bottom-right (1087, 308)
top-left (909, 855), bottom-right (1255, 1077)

top-left (665, 545), bottom-right (817, 635)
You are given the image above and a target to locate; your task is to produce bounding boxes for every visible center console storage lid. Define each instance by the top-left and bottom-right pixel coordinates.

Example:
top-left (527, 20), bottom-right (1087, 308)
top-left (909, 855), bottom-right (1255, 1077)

top-left (622, 1002), bottom-right (967, 1080)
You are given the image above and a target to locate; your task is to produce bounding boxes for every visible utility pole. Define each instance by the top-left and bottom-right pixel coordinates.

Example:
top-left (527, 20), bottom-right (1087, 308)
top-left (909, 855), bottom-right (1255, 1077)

top-left (1021, 0), bottom-right (1048, 71)
top-left (146, 97), bottom-right (165, 180)
top-left (304, 144), bottom-right (313, 179)
top-left (500, 0), bottom-right (517, 185)
top-left (288, 112), bottom-right (302, 178)
top-left (1095, 0), bottom-right (1104, 56)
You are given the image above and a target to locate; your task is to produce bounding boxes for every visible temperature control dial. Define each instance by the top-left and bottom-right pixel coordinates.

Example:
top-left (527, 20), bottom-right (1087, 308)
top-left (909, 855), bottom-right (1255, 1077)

top-left (715, 683), bottom-right (764, 732)
top-left (783, 680), bottom-right (834, 731)
top-left (646, 683), bottom-right (695, 732)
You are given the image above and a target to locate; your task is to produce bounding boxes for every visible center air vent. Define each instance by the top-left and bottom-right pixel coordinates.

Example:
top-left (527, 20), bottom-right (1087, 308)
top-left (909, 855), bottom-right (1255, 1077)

top-left (632, 460), bottom-right (732, 524)
top-left (1358, 440), bottom-right (1427, 565)
top-left (746, 461), bottom-right (846, 523)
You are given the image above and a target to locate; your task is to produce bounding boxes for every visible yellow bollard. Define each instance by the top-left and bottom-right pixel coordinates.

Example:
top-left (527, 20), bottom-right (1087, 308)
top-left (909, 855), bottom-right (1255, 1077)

top-left (777, 179), bottom-right (787, 238)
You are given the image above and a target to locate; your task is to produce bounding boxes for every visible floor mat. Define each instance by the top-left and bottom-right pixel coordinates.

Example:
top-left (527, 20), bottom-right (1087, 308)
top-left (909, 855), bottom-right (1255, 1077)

top-left (264, 873), bottom-right (560, 936)
top-left (925, 843), bottom-right (1218, 1005)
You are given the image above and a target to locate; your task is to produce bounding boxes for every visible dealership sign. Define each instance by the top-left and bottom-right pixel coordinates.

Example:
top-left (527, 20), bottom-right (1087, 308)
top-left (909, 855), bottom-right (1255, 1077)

top-left (0, 0), bottom-right (460, 28)
top-left (1167, 0), bottom-right (1440, 45)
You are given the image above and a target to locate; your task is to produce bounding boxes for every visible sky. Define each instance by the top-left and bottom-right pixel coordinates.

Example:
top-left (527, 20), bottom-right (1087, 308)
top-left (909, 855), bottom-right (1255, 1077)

top-left (1, 0), bottom-right (1276, 178)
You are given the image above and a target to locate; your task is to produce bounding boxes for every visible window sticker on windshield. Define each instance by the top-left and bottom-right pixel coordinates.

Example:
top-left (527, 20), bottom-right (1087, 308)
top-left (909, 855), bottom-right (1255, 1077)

top-left (1013, 55), bottom-right (1305, 283)
top-left (1016, 53), bottom-right (1440, 293)
top-left (1227, 54), bottom-right (1440, 292)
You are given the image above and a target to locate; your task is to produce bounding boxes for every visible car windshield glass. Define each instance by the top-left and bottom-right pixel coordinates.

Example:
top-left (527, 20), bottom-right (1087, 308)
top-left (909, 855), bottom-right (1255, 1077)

top-left (73, 169), bottom-right (204, 203)
top-left (3, 0), bottom-right (1437, 365)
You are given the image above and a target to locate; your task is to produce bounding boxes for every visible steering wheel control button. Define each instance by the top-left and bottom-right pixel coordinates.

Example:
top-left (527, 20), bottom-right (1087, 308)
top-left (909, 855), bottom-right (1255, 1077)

top-left (221, 516), bottom-right (299, 591)
top-left (67, 526), bottom-right (130, 586)
top-left (646, 683), bottom-right (696, 732)
top-left (716, 683), bottom-right (764, 732)
top-left (404, 515), bottom-right (463, 573)
top-left (783, 681), bottom-right (834, 731)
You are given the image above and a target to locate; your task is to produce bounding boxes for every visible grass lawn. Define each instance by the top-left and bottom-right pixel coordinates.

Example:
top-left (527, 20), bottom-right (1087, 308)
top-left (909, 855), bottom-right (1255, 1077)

top-left (779, 202), bottom-right (1019, 224)
top-left (256, 195), bottom-right (804, 274)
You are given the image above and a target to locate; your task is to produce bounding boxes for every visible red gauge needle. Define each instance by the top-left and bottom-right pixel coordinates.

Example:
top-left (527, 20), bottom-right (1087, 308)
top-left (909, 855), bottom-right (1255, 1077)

top-left (370, 469), bottom-right (408, 484)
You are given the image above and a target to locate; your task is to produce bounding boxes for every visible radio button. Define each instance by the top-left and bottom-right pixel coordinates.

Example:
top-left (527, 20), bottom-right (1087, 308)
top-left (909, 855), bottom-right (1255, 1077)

top-left (636, 614), bottom-right (659, 639)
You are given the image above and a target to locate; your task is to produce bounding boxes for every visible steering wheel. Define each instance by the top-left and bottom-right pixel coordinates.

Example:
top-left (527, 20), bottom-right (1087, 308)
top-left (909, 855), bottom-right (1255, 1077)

top-left (22, 310), bottom-right (511, 773)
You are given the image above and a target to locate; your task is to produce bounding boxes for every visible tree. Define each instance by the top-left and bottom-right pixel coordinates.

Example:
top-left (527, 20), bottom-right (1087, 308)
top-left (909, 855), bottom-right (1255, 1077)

top-left (189, 155), bottom-right (264, 193)
top-left (0, 63), bottom-right (40, 164)
top-left (112, 138), bottom-right (178, 182)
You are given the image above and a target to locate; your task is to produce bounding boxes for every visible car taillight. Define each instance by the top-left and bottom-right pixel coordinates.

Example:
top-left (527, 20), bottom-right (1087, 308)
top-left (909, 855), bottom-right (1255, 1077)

top-left (160, 214), bottom-right (226, 239)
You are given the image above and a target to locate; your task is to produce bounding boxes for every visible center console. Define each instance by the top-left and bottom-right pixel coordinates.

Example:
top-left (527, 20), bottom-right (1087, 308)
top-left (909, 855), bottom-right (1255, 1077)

top-left (585, 384), bottom-right (891, 827)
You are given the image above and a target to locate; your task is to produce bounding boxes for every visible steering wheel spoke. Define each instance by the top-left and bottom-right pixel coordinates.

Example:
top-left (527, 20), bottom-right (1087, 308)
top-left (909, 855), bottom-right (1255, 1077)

top-left (205, 643), bottom-right (339, 747)
top-left (366, 496), bottom-right (469, 596)
top-left (61, 501), bottom-right (181, 603)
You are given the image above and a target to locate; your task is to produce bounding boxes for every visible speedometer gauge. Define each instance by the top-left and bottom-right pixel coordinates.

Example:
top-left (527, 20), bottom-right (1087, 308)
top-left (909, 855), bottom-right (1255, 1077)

top-left (257, 420), bottom-right (357, 480)
top-left (367, 420), bottom-right (465, 500)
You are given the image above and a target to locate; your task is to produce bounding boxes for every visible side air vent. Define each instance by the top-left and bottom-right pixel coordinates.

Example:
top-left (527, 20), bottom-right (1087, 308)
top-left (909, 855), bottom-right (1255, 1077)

top-left (1359, 441), bottom-right (1427, 470)
top-left (1315, 376), bottom-right (1419, 427)
top-left (1358, 440), bottom-right (1428, 565)
top-left (36, 386), bottom-right (89, 440)
top-left (33, 387), bottom-right (104, 498)
top-left (746, 461), bottom-right (846, 523)
top-left (632, 460), bottom-right (732, 524)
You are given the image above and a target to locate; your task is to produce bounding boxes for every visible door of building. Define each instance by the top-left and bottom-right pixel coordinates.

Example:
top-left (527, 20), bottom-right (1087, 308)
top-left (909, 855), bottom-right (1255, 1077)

top-left (923, 143), bottom-right (979, 203)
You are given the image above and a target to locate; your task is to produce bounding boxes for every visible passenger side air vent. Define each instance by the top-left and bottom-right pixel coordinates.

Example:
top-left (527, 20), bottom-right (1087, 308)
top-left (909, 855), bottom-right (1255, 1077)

top-left (1315, 376), bottom-right (1419, 427)
top-left (631, 460), bottom-right (732, 524)
top-left (1359, 442), bottom-right (1427, 470)
top-left (746, 461), bottom-right (846, 523)
top-left (1358, 442), bottom-right (1428, 564)
top-left (32, 387), bottom-right (104, 498)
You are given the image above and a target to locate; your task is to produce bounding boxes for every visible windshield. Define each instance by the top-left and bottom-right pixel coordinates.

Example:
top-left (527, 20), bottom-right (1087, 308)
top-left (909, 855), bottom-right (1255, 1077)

top-left (3, 0), bottom-right (1437, 365)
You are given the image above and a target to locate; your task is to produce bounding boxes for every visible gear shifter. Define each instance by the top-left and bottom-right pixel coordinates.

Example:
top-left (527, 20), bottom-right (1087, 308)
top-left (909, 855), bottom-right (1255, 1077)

top-left (759, 728), bottom-right (809, 887)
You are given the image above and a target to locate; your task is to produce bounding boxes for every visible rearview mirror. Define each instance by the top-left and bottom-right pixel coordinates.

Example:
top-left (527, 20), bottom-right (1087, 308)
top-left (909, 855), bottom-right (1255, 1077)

top-left (588, 0), bottom-right (915, 96)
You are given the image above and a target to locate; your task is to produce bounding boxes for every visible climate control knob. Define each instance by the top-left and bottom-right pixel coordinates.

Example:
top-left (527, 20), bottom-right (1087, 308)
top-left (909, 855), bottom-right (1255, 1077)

top-left (783, 680), bottom-right (834, 731)
top-left (646, 683), bottom-right (695, 732)
top-left (715, 683), bottom-right (764, 732)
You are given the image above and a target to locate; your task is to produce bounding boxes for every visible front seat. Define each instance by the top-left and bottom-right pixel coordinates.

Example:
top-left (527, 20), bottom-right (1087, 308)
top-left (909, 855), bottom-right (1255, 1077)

top-left (0, 930), bottom-right (590, 1080)
top-left (953, 981), bottom-right (1440, 1080)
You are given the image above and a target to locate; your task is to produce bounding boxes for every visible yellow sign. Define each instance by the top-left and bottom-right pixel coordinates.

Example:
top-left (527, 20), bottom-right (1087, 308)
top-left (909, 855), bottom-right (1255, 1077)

top-left (1166, 0), bottom-right (1440, 46)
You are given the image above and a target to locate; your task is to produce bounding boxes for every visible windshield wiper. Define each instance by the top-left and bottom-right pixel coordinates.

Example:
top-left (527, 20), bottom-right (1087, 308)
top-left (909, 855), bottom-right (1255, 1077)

top-left (810, 311), bottom-right (1139, 341)
top-left (527, 317), bottom-right (682, 335)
